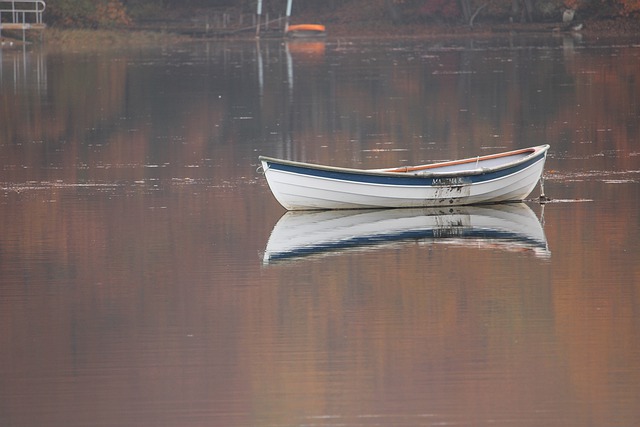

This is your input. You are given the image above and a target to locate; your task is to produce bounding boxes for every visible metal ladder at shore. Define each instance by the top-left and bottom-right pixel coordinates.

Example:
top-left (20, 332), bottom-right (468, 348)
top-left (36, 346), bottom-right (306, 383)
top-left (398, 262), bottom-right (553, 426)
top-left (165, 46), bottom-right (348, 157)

top-left (0, 0), bottom-right (46, 39)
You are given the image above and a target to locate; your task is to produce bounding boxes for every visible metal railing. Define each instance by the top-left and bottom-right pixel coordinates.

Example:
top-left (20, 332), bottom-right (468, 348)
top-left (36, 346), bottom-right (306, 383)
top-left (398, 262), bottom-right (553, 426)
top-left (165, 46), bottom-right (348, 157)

top-left (0, 1), bottom-right (46, 28)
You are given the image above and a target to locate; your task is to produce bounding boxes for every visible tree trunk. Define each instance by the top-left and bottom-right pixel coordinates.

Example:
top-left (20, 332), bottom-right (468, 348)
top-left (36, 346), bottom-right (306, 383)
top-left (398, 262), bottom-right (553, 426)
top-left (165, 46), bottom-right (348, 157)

top-left (459, 0), bottom-right (472, 23)
top-left (522, 0), bottom-right (534, 22)
top-left (385, 0), bottom-right (402, 24)
top-left (511, 0), bottom-right (535, 22)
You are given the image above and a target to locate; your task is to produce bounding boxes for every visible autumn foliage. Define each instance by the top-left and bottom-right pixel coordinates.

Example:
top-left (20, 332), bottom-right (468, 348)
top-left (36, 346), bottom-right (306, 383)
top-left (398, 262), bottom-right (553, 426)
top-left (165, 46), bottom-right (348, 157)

top-left (384, 0), bottom-right (640, 23)
top-left (95, 0), bottom-right (132, 27)
top-left (46, 0), bottom-right (131, 28)
top-left (44, 0), bottom-right (640, 28)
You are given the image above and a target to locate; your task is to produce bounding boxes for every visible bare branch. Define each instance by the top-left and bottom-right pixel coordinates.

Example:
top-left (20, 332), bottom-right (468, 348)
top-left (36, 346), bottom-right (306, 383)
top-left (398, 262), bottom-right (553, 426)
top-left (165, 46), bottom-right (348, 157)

top-left (469, 3), bottom-right (487, 27)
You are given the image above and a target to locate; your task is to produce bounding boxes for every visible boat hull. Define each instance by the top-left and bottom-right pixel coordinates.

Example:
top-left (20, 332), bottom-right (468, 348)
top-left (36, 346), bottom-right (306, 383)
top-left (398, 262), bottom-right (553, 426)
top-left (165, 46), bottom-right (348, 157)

top-left (260, 145), bottom-right (549, 210)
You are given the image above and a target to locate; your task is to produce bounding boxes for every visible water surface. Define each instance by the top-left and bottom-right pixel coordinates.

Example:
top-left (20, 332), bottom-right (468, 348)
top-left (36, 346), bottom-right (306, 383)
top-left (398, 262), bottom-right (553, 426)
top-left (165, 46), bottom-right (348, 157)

top-left (1, 35), bottom-right (639, 426)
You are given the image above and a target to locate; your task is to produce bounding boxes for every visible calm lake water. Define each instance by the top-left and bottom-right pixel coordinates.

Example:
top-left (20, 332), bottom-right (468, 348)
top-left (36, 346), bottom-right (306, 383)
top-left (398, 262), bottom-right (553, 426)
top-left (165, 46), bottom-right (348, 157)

top-left (1, 34), bottom-right (639, 427)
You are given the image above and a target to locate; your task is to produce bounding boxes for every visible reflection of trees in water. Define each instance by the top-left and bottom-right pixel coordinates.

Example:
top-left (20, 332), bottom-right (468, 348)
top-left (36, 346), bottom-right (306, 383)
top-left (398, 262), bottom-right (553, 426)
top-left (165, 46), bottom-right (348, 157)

top-left (278, 39), bottom-right (640, 171)
top-left (0, 49), bottom-right (47, 94)
top-left (0, 49), bottom-right (47, 144)
top-left (1, 49), bottom-right (131, 184)
top-left (1, 39), bottom-right (639, 182)
top-left (0, 39), bottom-right (639, 427)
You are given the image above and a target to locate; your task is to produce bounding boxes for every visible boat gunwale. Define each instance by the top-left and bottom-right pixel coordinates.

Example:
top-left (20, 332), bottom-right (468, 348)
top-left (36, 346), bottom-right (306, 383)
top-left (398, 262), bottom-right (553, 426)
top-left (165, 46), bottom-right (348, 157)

top-left (259, 145), bottom-right (549, 179)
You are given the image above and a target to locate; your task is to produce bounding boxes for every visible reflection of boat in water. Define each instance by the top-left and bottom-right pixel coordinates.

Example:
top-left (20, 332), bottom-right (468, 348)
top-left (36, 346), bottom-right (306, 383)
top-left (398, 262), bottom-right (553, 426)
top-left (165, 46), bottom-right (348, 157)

top-left (262, 203), bottom-right (549, 265)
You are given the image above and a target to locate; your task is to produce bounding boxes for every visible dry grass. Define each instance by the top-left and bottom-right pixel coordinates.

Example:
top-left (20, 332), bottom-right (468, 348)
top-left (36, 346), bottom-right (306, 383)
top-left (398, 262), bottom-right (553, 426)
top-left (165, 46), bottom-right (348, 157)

top-left (41, 28), bottom-right (191, 52)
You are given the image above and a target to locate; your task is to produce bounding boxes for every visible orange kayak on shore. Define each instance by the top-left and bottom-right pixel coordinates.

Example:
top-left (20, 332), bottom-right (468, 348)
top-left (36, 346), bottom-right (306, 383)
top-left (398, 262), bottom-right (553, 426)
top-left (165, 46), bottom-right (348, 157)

top-left (286, 24), bottom-right (326, 37)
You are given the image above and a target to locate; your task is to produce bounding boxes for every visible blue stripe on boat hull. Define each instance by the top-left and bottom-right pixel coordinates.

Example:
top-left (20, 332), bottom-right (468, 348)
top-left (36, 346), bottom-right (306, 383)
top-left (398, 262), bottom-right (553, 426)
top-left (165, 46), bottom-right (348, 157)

top-left (264, 151), bottom-right (546, 186)
top-left (267, 228), bottom-right (547, 263)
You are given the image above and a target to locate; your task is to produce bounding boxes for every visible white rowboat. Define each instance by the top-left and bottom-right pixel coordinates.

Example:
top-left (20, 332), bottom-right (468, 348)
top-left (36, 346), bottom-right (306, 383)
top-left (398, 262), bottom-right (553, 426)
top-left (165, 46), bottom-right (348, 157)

top-left (259, 144), bottom-right (549, 210)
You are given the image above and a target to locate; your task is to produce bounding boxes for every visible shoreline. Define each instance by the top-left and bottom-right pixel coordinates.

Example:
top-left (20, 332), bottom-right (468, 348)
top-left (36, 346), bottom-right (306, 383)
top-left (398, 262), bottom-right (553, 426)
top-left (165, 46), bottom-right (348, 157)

top-left (2, 17), bottom-right (639, 51)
